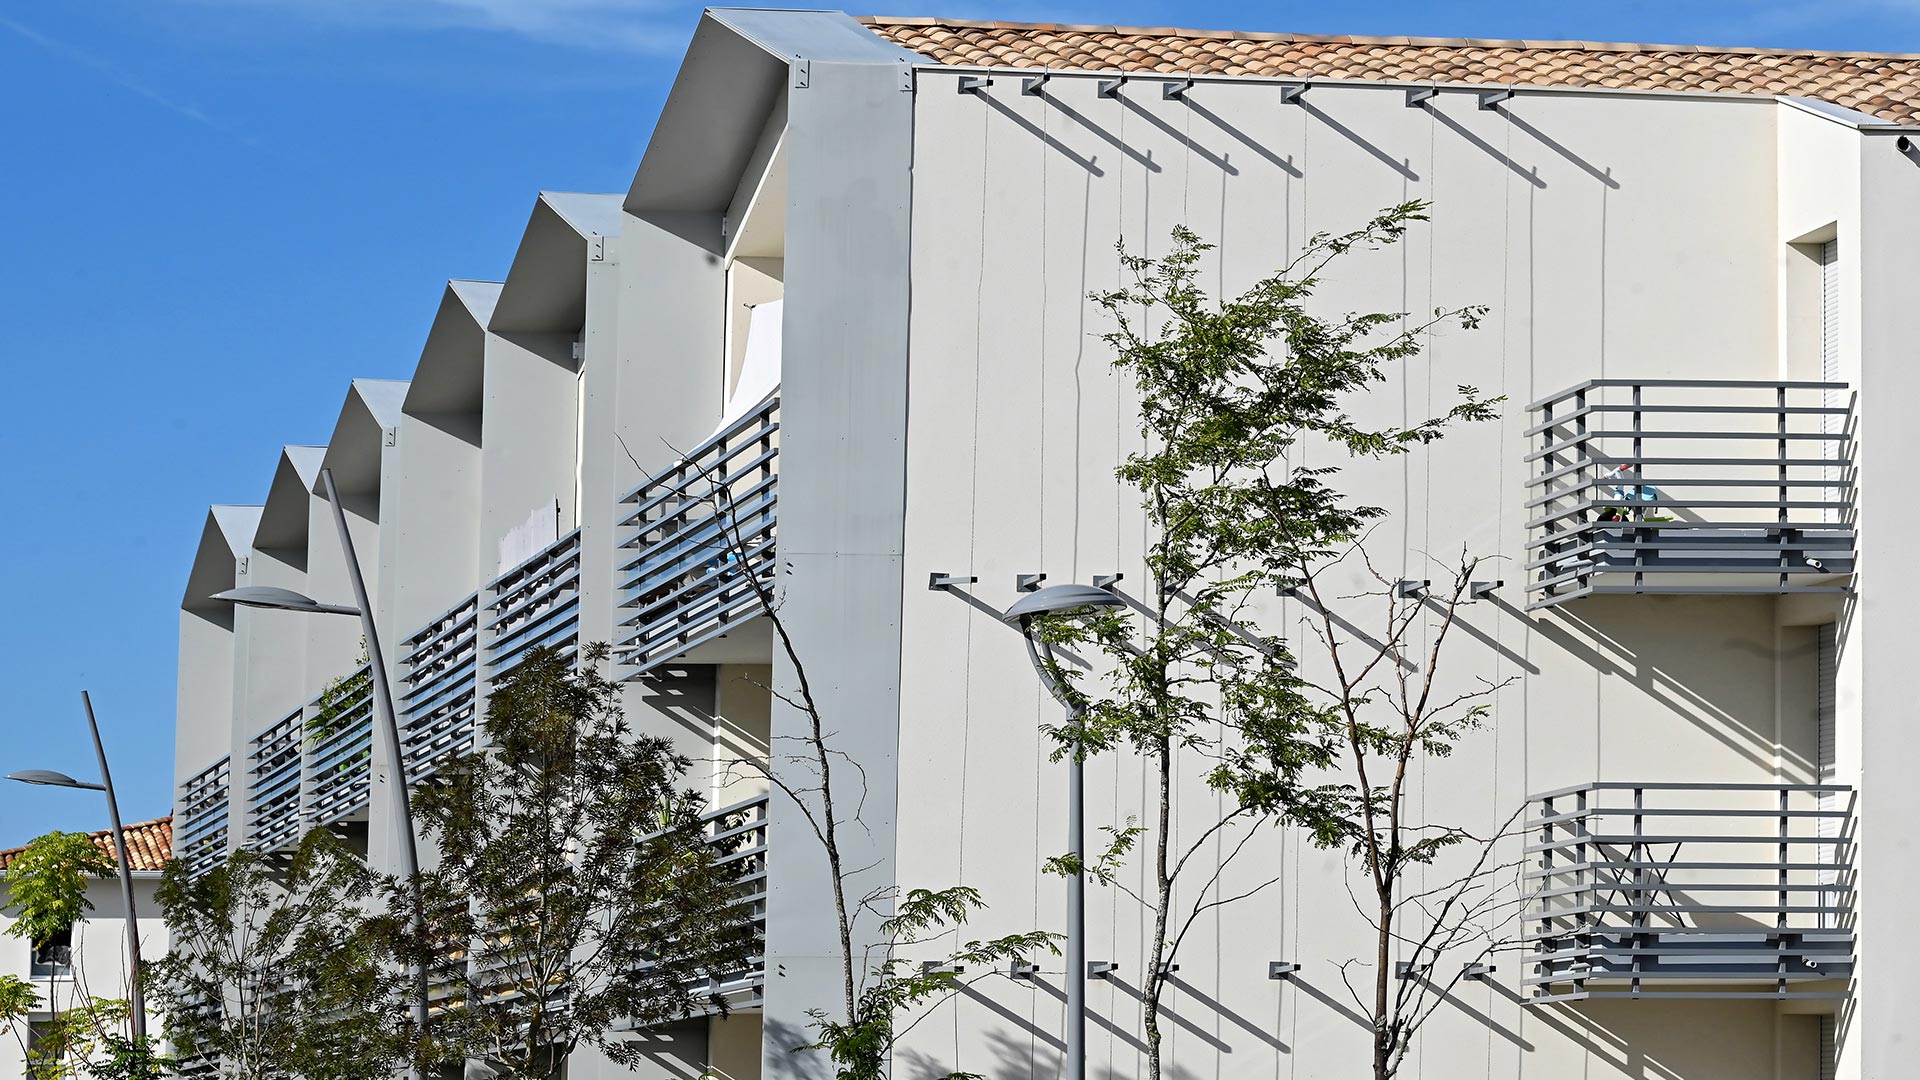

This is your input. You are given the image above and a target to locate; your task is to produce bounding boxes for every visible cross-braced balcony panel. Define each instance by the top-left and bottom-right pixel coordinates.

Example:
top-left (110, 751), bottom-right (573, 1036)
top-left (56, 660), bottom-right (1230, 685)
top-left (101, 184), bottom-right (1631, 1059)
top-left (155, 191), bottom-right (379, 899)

top-left (1526, 782), bottom-right (1854, 1003)
top-left (617, 393), bottom-right (778, 677)
top-left (486, 530), bottom-right (581, 680)
top-left (304, 664), bottom-right (374, 828)
top-left (400, 591), bottom-right (480, 782)
top-left (1524, 380), bottom-right (1854, 610)
top-left (178, 756), bottom-right (231, 878)
top-left (244, 708), bottom-right (304, 855)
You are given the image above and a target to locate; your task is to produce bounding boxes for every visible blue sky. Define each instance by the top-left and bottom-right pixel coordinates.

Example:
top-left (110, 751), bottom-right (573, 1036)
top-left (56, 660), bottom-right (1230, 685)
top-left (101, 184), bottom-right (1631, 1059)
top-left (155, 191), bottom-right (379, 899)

top-left (1, 0), bottom-right (1916, 844)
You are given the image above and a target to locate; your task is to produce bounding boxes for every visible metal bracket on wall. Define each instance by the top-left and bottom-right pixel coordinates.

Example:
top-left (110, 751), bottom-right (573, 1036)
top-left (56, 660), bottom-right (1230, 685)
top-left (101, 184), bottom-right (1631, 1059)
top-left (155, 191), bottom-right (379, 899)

top-left (1158, 963), bottom-right (1180, 976)
top-left (1462, 963), bottom-right (1496, 981)
top-left (1008, 960), bottom-right (1039, 980)
top-left (1088, 962), bottom-right (1118, 980)
top-left (1268, 961), bottom-right (1298, 980)
top-left (792, 58), bottom-right (810, 89)
top-left (1097, 76), bottom-right (1126, 99)
top-left (1022, 72), bottom-right (1052, 96)
top-left (1470, 580), bottom-right (1504, 600)
top-left (1395, 961), bottom-right (1421, 980)
top-left (1478, 88), bottom-right (1514, 110)
top-left (1093, 574), bottom-right (1124, 590)
top-left (922, 961), bottom-right (965, 975)
top-left (1017, 573), bottom-right (1047, 592)
top-left (1405, 86), bottom-right (1439, 108)
top-left (1395, 579), bottom-right (1431, 599)
top-left (383, 426), bottom-right (398, 447)
top-left (957, 75), bottom-right (993, 95)
top-left (1278, 81), bottom-right (1309, 105)
top-left (1163, 77), bottom-right (1194, 100)
top-left (929, 573), bottom-right (978, 591)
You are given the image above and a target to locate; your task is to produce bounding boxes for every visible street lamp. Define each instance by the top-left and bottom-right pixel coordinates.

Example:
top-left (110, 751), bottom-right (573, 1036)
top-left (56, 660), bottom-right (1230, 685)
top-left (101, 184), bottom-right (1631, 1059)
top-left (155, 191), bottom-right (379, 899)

top-left (210, 466), bottom-right (428, 1065)
top-left (1002, 583), bottom-right (1126, 1080)
top-left (7, 691), bottom-right (149, 1044)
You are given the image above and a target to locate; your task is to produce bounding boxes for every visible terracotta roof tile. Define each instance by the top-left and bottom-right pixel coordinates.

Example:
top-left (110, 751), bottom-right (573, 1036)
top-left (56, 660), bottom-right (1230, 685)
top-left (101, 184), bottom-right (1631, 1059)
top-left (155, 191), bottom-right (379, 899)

top-left (0, 817), bottom-right (174, 873)
top-left (861, 17), bottom-right (1920, 124)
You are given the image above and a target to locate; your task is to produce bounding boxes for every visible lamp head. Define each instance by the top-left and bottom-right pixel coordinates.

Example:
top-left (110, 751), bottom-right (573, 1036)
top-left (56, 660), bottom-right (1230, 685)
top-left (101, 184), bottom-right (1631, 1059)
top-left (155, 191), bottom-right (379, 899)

top-left (1001, 583), bottom-right (1126, 625)
top-left (7, 769), bottom-right (103, 791)
top-left (210, 587), bottom-right (358, 616)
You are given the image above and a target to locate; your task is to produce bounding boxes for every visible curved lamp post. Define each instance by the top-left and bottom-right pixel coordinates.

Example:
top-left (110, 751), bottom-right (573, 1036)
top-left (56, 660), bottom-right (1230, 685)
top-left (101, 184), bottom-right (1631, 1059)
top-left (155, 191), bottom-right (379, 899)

top-left (1002, 583), bottom-right (1125, 1080)
top-left (7, 691), bottom-right (147, 1043)
top-left (210, 466), bottom-right (428, 1068)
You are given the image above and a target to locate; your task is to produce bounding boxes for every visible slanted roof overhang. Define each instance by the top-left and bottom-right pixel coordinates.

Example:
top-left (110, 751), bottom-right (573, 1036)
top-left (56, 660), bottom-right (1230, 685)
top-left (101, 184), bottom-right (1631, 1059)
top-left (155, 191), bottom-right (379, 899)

top-left (625, 8), bottom-right (920, 220)
top-left (254, 445), bottom-right (326, 555)
top-left (488, 192), bottom-right (624, 335)
top-left (316, 379), bottom-right (408, 498)
top-left (181, 504), bottom-right (261, 612)
top-left (405, 280), bottom-right (499, 417)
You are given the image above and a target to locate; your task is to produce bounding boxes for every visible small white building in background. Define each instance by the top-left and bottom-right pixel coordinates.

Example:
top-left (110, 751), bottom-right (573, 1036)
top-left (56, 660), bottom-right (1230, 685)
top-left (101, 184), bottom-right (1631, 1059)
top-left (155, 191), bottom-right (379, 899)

top-left (167, 10), bottom-right (1920, 1079)
top-left (0, 817), bottom-right (170, 1072)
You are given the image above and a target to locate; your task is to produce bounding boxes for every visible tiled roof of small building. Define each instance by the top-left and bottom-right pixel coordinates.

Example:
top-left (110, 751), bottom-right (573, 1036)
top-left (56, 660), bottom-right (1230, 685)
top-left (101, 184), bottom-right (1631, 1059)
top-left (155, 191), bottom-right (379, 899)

top-left (861, 17), bottom-right (1920, 125)
top-left (0, 817), bottom-right (173, 873)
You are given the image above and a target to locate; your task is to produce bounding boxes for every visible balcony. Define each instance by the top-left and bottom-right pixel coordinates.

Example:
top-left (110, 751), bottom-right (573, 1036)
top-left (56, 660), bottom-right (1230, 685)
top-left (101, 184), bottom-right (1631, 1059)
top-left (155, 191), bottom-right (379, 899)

top-left (245, 707), bottom-right (304, 855)
top-left (400, 591), bottom-right (481, 781)
top-left (617, 393), bottom-right (778, 676)
top-left (486, 529), bottom-right (581, 679)
top-left (1524, 380), bottom-right (1853, 610)
top-left (305, 664), bottom-right (374, 828)
top-left (1526, 782), bottom-right (1853, 1003)
top-left (177, 756), bottom-right (231, 878)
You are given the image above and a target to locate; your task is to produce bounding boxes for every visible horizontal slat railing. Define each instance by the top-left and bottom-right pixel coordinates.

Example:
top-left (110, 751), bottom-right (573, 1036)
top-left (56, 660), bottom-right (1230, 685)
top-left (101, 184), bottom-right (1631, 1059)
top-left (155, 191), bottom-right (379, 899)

top-left (1526, 782), bottom-right (1854, 1003)
top-left (177, 757), bottom-right (231, 879)
top-left (244, 708), bottom-right (305, 854)
top-left (617, 393), bottom-right (778, 676)
top-left (304, 664), bottom-right (375, 827)
top-left (486, 531), bottom-right (582, 679)
top-left (1525, 380), bottom-right (1854, 610)
top-left (400, 591), bottom-right (481, 781)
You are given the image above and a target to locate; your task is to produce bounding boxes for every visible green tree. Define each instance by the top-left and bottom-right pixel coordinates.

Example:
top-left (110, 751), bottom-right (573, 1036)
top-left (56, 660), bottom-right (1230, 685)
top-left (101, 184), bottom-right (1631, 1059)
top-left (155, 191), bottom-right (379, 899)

top-left (0, 974), bottom-right (39, 1065)
top-left (405, 642), bottom-right (760, 1078)
top-left (4, 832), bottom-right (115, 952)
top-left (147, 829), bottom-right (416, 1080)
top-left (1042, 206), bottom-right (1505, 1080)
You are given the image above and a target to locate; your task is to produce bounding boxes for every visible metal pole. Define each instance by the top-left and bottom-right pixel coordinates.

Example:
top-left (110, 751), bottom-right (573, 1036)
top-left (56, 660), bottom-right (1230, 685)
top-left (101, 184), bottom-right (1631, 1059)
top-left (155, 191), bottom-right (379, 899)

top-left (1022, 627), bottom-right (1085, 1080)
top-left (1065, 702), bottom-right (1086, 1080)
top-left (319, 467), bottom-right (430, 1066)
top-left (79, 691), bottom-right (145, 1044)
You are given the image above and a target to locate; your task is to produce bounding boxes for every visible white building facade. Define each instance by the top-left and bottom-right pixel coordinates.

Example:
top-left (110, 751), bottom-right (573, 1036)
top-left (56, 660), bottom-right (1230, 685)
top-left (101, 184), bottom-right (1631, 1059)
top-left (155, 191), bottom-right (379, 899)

top-left (172, 12), bottom-right (1920, 1079)
top-left (0, 820), bottom-right (171, 1074)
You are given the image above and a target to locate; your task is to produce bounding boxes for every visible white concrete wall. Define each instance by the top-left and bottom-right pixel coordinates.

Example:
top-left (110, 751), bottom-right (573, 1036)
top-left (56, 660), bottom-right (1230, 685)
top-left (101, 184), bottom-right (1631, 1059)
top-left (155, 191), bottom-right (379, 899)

top-left (893, 72), bottom-right (1868, 1080)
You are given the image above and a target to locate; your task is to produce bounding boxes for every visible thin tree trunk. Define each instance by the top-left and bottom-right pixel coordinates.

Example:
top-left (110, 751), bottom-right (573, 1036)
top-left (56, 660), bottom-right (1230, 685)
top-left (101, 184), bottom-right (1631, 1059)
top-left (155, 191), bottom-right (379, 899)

top-left (1374, 893), bottom-right (1393, 1080)
top-left (1145, 737), bottom-right (1173, 1080)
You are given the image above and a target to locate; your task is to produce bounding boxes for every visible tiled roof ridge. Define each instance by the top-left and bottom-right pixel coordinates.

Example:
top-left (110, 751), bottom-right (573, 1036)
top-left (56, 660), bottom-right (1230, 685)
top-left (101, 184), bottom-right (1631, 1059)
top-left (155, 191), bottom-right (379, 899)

top-left (856, 16), bottom-right (1920, 62)
top-left (0, 816), bottom-right (174, 873)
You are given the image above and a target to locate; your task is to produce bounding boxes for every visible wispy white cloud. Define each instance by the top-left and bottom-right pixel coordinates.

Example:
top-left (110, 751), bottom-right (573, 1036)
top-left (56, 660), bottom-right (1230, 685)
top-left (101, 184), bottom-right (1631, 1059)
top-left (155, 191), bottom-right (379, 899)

top-left (193, 0), bottom-right (697, 53)
top-left (0, 13), bottom-right (261, 143)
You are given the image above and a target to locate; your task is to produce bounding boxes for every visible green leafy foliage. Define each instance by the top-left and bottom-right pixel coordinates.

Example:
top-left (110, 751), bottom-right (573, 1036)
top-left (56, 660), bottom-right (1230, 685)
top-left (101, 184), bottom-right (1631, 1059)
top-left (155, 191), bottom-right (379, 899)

top-left (305, 644), bottom-right (373, 775)
top-left (147, 829), bottom-right (417, 1080)
top-left (0, 973), bottom-right (40, 1065)
top-left (1046, 205), bottom-right (1500, 1080)
top-left (4, 831), bottom-right (116, 950)
top-left (23, 997), bottom-right (139, 1080)
top-left (405, 642), bottom-right (759, 1078)
top-left (78, 1033), bottom-right (175, 1080)
top-left (800, 887), bottom-right (1058, 1080)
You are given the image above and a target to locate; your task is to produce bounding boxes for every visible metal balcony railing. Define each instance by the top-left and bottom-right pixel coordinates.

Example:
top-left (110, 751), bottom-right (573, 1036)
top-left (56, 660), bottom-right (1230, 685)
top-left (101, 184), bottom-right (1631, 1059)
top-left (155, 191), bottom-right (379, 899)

top-left (699, 791), bottom-right (770, 1008)
top-left (1524, 380), bottom-right (1854, 610)
top-left (486, 530), bottom-right (581, 679)
top-left (617, 393), bottom-right (778, 675)
top-left (177, 757), bottom-right (231, 878)
top-left (304, 664), bottom-right (374, 827)
top-left (245, 708), bottom-right (304, 854)
top-left (401, 591), bottom-right (481, 781)
top-left (1526, 782), bottom-right (1854, 1003)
